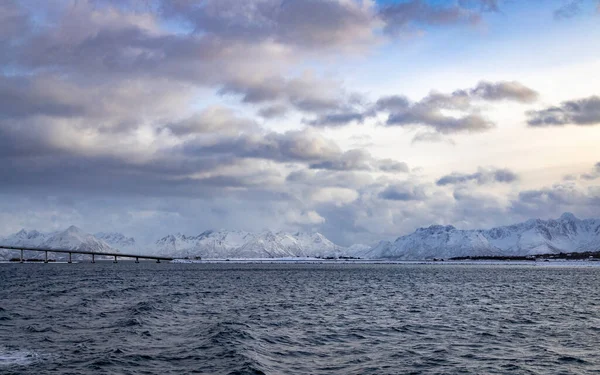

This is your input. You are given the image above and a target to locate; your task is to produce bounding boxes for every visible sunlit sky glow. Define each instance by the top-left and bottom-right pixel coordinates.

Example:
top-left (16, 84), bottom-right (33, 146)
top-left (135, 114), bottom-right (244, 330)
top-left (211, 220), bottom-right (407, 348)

top-left (1, 0), bottom-right (599, 245)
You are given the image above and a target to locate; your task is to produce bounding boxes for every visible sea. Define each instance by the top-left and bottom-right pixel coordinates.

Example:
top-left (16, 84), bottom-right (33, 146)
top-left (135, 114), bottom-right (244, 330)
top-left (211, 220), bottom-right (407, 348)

top-left (2, 262), bottom-right (600, 374)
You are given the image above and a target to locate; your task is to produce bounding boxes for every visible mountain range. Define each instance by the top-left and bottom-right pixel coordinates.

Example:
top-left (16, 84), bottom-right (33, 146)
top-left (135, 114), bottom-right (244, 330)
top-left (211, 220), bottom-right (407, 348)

top-left (152, 230), bottom-right (344, 258)
top-left (363, 213), bottom-right (600, 260)
top-left (1, 213), bottom-right (599, 260)
top-left (0, 226), bottom-right (116, 260)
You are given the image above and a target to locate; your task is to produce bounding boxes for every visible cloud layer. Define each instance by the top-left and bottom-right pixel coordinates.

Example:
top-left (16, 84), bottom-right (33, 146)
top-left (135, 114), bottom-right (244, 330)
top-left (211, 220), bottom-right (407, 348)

top-left (527, 96), bottom-right (600, 127)
top-left (0, 0), bottom-right (597, 245)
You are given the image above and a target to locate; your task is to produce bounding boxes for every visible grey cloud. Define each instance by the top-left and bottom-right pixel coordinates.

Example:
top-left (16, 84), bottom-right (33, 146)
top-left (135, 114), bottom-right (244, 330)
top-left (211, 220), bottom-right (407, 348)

top-left (219, 73), bottom-right (355, 115)
top-left (554, 0), bottom-right (583, 19)
top-left (375, 96), bottom-right (410, 112)
top-left (286, 169), bottom-right (374, 189)
top-left (305, 112), bottom-right (364, 127)
top-left (378, 81), bottom-right (537, 134)
top-left (379, 183), bottom-right (428, 201)
top-left (458, 0), bottom-right (501, 12)
top-left (182, 130), bottom-right (340, 165)
top-left (0, 1), bottom-right (30, 43)
top-left (389, 111), bottom-right (493, 133)
top-left (379, 0), bottom-right (481, 35)
top-left (527, 96), bottom-right (600, 127)
top-left (165, 107), bottom-right (257, 136)
top-left (258, 105), bottom-right (289, 119)
top-left (377, 159), bottom-right (410, 173)
top-left (160, 0), bottom-right (376, 50)
top-left (9, 2), bottom-right (296, 95)
top-left (411, 131), bottom-right (456, 144)
top-left (4, 1), bottom-right (533, 126)
top-left (0, 74), bottom-right (86, 119)
top-left (300, 81), bottom-right (537, 132)
top-left (437, 167), bottom-right (519, 186)
top-left (180, 128), bottom-right (406, 173)
top-left (0, 73), bottom-right (192, 133)
top-left (581, 162), bottom-right (600, 180)
top-left (308, 149), bottom-right (371, 171)
top-left (309, 149), bottom-right (409, 173)
top-left (469, 81), bottom-right (539, 103)
top-left (513, 184), bottom-right (600, 216)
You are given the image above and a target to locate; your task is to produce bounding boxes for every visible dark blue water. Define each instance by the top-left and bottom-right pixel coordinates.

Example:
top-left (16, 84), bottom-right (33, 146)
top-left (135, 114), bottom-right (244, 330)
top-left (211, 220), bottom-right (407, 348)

top-left (2, 263), bottom-right (600, 374)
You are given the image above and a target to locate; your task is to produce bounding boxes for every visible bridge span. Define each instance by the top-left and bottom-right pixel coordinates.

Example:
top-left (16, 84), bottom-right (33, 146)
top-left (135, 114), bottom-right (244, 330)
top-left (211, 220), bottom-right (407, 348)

top-left (0, 245), bottom-right (173, 263)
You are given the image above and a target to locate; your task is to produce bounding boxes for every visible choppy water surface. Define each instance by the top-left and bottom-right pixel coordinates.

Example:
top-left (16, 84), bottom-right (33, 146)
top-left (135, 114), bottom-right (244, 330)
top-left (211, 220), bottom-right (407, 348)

top-left (2, 263), bottom-right (600, 374)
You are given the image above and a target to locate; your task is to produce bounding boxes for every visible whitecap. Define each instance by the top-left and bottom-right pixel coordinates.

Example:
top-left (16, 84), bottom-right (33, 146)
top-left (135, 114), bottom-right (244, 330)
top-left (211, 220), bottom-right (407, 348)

top-left (0, 346), bottom-right (39, 367)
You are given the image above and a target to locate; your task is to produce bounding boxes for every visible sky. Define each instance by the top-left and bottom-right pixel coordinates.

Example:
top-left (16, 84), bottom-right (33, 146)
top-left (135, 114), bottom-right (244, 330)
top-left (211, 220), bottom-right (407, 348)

top-left (0, 0), bottom-right (599, 246)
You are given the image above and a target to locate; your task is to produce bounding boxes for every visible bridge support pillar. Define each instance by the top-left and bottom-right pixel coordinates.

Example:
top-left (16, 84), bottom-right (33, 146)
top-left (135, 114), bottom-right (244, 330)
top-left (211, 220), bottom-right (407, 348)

top-left (113, 255), bottom-right (118, 263)
top-left (156, 259), bottom-right (161, 263)
top-left (20, 249), bottom-right (23, 263)
top-left (68, 252), bottom-right (72, 264)
top-left (91, 254), bottom-right (95, 263)
top-left (45, 251), bottom-right (48, 263)
top-left (135, 257), bottom-right (139, 263)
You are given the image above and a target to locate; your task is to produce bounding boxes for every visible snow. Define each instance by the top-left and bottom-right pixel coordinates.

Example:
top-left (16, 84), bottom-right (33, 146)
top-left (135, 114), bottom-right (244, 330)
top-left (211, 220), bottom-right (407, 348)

top-left (2, 212), bottom-right (600, 261)
top-left (153, 230), bottom-right (345, 259)
top-left (360, 213), bottom-right (600, 260)
top-left (0, 226), bottom-right (116, 260)
top-left (94, 232), bottom-right (136, 249)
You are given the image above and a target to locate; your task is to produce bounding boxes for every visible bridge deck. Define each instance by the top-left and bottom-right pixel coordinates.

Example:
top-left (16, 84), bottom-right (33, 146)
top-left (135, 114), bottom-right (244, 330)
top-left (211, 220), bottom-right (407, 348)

top-left (0, 245), bottom-right (173, 261)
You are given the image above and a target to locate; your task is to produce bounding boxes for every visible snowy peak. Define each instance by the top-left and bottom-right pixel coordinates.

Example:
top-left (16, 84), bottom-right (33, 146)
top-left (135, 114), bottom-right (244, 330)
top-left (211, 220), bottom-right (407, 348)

top-left (153, 229), bottom-right (343, 258)
top-left (559, 212), bottom-right (578, 222)
top-left (0, 226), bottom-right (117, 260)
top-left (41, 226), bottom-right (115, 253)
top-left (362, 213), bottom-right (600, 260)
top-left (95, 232), bottom-right (136, 249)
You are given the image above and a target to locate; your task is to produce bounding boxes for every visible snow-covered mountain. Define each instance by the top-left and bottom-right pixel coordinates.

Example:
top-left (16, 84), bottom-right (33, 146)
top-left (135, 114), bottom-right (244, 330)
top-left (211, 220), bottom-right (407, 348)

top-left (0, 226), bottom-right (117, 260)
top-left (94, 232), bottom-right (137, 251)
top-left (361, 213), bottom-right (600, 260)
top-left (153, 230), bottom-right (344, 258)
top-left (3, 213), bottom-right (599, 261)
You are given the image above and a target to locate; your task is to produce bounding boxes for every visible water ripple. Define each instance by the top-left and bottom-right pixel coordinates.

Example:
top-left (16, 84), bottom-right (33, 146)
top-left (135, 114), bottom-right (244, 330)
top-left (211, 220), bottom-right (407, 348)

top-left (2, 263), bottom-right (600, 374)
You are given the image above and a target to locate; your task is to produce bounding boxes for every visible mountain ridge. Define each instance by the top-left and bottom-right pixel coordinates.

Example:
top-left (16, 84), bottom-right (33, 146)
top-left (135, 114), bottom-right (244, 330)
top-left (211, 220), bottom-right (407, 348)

top-left (2, 213), bottom-right (600, 260)
top-left (0, 226), bottom-right (116, 260)
top-left (363, 212), bottom-right (600, 260)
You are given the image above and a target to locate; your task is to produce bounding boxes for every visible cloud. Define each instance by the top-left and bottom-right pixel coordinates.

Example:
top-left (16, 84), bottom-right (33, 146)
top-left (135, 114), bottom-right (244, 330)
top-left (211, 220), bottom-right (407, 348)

top-left (458, 0), bottom-right (502, 12)
top-left (527, 95), bottom-right (600, 127)
top-left (554, 0), bottom-right (584, 19)
top-left (378, 183), bottom-right (428, 201)
top-left (164, 107), bottom-right (258, 136)
top-left (469, 81), bottom-right (539, 102)
top-left (411, 131), bottom-right (456, 145)
top-left (160, 0), bottom-right (377, 50)
top-left (309, 149), bottom-right (409, 173)
top-left (286, 169), bottom-right (375, 189)
top-left (436, 167), bottom-right (519, 186)
top-left (285, 210), bottom-right (326, 225)
top-left (258, 104), bottom-right (289, 119)
top-left (303, 80), bottom-right (538, 133)
top-left (379, 0), bottom-right (481, 35)
top-left (581, 162), bottom-right (600, 180)
top-left (512, 183), bottom-right (600, 219)
top-left (219, 72), bottom-right (365, 116)
top-left (0, 1), bottom-right (30, 45)
top-left (1, 0), bottom-right (596, 247)
top-left (305, 112), bottom-right (365, 127)
top-left (375, 95), bottom-right (411, 112)
top-left (310, 187), bottom-right (359, 206)
top-left (182, 129), bottom-right (340, 164)
top-left (377, 81), bottom-right (538, 134)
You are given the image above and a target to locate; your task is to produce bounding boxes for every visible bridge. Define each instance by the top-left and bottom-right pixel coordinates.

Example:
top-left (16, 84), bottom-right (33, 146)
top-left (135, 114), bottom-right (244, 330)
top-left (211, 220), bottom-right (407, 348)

top-left (0, 245), bottom-right (173, 263)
